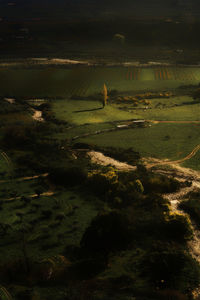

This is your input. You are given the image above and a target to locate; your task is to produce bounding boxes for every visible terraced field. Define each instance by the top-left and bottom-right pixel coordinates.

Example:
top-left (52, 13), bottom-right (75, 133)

top-left (1, 66), bottom-right (200, 98)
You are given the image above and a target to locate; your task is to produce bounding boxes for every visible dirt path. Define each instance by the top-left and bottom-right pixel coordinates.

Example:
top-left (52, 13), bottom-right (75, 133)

top-left (147, 144), bottom-right (200, 168)
top-left (88, 145), bottom-right (200, 173)
top-left (4, 191), bottom-right (55, 202)
top-left (0, 173), bottom-right (49, 184)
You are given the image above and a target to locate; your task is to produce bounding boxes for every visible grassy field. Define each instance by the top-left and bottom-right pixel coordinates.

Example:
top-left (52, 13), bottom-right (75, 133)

top-left (52, 96), bottom-right (200, 125)
top-left (1, 64), bottom-right (200, 298)
top-left (52, 99), bottom-right (138, 125)
top-left (78, 123), bottom-right (200, 170)
top-left (118, 96), bottom-right (200, 121)
top-left (0, 66), bottom-right (200, 97)
top-left (2, 65), bottom-right (200, 169)
top-left (50, 92), bottom-right (200, 170)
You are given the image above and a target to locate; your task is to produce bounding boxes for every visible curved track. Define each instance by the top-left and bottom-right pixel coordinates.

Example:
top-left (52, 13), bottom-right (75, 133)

top-left (149, 144), bottom-right (200, 168)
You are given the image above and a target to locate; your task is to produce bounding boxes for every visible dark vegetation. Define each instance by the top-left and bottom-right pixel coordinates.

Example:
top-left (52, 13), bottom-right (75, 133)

top-left (1, 4), bottom-right (200, 293)
top-left (0, 111), bottom-right (199, 299)
top-left (1, 17), bottom-right (200, 63)
top-left (179, 190), bottom-right (200, 226)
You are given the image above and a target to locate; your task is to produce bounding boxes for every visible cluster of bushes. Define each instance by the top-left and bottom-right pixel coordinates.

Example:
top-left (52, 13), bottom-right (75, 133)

top-left (49, 162), bottom-right (88, 187)
top-left (143, 173), bottom-right (180, 194)
top-left (134, 92), bottom-right (173, 99)
top-left (179, 190), bottom-right (200, 226)
top-left (2, 125), bottom-right (38, 149)
top-left (0, 254), bottom-right (72, 299)
top-left (1, 127), bottom-right (198, 299)
top-left (116, 96), bottom-right (151, 106)
top-left (60, 158), bottom-right (197, 297)
top-left (38, 102), bottom-right (63, 125)
top-left (72, 197), bottom-right (196, 298)
top-left (0, 204), bottom-right (195, 299)
top-left (2, 122), bottom-right (52, 150)
top-left (193, 88), bottom-right (200, 100)
top-left (116, 91), bottom-right (172, 103)
top-left (86, 164), bottom-right (180, 207)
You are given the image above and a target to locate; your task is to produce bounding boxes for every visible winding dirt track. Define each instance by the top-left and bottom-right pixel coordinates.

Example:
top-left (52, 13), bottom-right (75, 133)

top-left (148, 144), bottom-right (200, 168)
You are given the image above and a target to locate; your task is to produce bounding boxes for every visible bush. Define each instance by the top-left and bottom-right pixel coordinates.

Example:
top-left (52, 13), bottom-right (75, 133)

top-left (143, 244), bottom-right (200, 292)
top-left (144, 174), bottom-right (180, 194)
top-left (87, 167), bottom-right (118, 196)
top-left (49, 164), bottom-right (87, 187)
top-left (80, 211), bottom-right (134, 256)
top-left (2, 125), bottom-right (36, 149)
top-left (162, 212), bottom-right (193, 242)
top-left (179, 197), bottom-right (200, 225)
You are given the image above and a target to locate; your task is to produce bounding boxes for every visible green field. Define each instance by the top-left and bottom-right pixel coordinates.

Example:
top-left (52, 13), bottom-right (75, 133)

top-left (52, 99), bottom-right (138, 125)
top-left (1, 63), bottom-right (200, 298)
top-left (78, 123), bottom-right (200, 170)
top-left (1, 66), bottom-right (200, 97)
top-left (52, 96), bottom-right (200, 125)
top-left (2, 65), bottom-right (200, 170)
top-left (51, 96), bottom-right (200, 170)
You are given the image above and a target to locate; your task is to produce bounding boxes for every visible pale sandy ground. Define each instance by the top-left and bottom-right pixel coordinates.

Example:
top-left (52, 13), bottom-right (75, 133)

top-left (1, 58), bottom-right (200, 67)
top-left (87, 151), bottom-right (137, 171)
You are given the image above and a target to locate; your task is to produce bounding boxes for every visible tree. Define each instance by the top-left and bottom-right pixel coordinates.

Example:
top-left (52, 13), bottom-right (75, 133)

top-left (102, 83), bottom-right (108, 107)
top-left (80, 211), bottom-right (133, 256)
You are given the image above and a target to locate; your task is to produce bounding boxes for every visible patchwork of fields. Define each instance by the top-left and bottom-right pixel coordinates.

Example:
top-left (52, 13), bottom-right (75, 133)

top-left (1, 65), bottom-right (200, 170)
top-left (1, 66), bottom-right (200, 97)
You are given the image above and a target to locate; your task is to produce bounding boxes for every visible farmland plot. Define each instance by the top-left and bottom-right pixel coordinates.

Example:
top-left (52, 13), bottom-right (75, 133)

top-left (0, 66), bottom-right (200, 98)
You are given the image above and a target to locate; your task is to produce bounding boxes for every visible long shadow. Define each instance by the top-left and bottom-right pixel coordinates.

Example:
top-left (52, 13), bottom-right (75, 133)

top-left (74, 107), bottom-right (103, 113)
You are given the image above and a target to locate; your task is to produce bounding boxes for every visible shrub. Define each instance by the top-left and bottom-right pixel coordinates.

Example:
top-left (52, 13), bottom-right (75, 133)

top-left (162, 212), bottom-right (193, 242)
top-left (80, 211), bottom-right (134, 256)
top-left (143, 244), bottom-right (200, 292)
top-left (49, 164), bottom-right (87, 187)
top-left (179, 194), bottom-right (200, 226)
top-left (144, 174), bottom-right (180, 194)
top-left (134, 179), bottom-right (144, 193)
top-left (87, 167), bottom-right (118, 196)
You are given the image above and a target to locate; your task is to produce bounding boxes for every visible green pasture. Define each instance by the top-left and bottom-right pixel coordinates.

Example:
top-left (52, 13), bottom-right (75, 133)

top-left (78, 123), bottom-right (200, 170)
top-left (0, 66), bottom-right (200, 97)
top-left (52, 99), bottom-right (138, 125)
top-left (52, 95), bottom-right (200, 127)
top-left (118, 96), bottom-right (200, 121)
